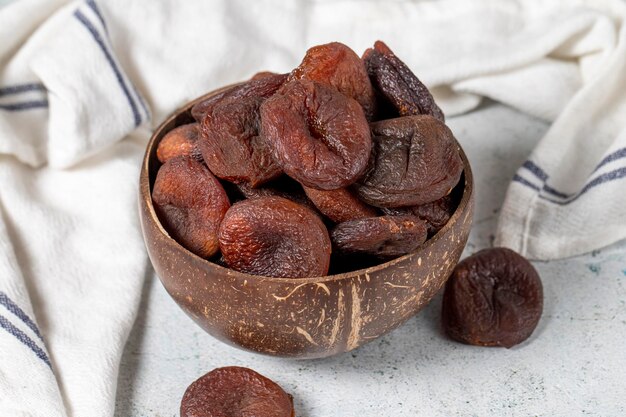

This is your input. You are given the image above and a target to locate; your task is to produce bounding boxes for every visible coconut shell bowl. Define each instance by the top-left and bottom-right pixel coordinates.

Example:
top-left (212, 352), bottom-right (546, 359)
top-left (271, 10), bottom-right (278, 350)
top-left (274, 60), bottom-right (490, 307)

top-left (139, 89), bottom-right (475, 359)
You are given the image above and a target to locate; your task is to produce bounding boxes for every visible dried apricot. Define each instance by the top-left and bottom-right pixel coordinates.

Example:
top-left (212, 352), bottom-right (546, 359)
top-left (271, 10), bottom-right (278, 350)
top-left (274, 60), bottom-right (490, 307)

top-left (152, 156), bottom-right (230, 258)
top-left (382, 194), bottom-right (456, 236)
top-left (191, 86), bottom-right (236, 124)
top-left (200, 96), bottom-right (282, 187)
top-left (355, 115), bottom-right (462, 208)
top-left (260, 79), bottom-right (372, 190)
top-left (290, 42), bottom-right (375, 119)
top-left (156, 123), bottom-right (202, 163)
top-left (442, 247), bottom-right (543, 348)
top-left (234, 176), bottom-right (318, 212)
top-left (218, 196), bottom-right (331, 278)
top-left (331, 215), bottom-right (427, 257)
top-left (233, 181), bottom-right (282, 200)
top-left (251, 71), bottom-right (278, 80)
top-left (180, 366), bottom-right (294, 417)
top-left (191, 73), bottom-right (288, 123)
top-left (364, 40), bottom-right (444, 122)
top-left (303, 186), bottom-right (377, 223)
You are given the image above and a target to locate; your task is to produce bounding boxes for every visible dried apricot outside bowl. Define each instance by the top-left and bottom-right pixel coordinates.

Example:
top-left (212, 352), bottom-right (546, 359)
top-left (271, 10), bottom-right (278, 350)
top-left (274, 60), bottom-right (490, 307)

top-left (138, 85), bottom-right (475, 359)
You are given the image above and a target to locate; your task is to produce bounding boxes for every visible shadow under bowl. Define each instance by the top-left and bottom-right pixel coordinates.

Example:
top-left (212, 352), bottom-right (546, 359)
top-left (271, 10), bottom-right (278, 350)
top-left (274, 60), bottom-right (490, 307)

top-left (139, 88), bottom-right (475, 359)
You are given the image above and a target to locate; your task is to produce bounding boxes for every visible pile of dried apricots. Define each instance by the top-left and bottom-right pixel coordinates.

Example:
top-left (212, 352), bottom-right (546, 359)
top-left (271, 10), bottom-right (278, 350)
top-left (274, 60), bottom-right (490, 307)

top-left (152, 41), bottom-right (463, 279)
top-left (152, 41), bottom-right (545, 416)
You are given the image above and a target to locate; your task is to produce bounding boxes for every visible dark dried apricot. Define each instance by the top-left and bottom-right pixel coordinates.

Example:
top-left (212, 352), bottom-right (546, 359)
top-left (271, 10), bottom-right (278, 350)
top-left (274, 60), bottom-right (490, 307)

top-left (191, 86), bottom-right (237, 124)
top-left (180, 366), bottom-right (294, 417)
top-left (200, 96), bottom-right (282, 187)
top-left (303, 186), bottom-right (377, 223)
top-left (251, 71), bottom-right (278, 80)
top-left (290, 42), bottom-right (375, 119)
top-left (234, 176), bottom-right (318, 212)
top-left (355, 115), bottom-right (462, 208)
top-left (442, 247), bottom-right (543, 348)
top-left (260, 79), bottom-right (372, 190)
top-left (218, 179), bottom-right (247, 204)
top-left (218, 196), bottom-right (331, 278)
top-left (234, 181), bottom-right (282, 200)
top-left (364, 40), bottom-right (444, 122)
top-left (331, 215), bottom-right (427, 257)
top-left (152, 156), bottom-right (230, 258)
top-left (156, 123), bottom-right (202, 163)
top-left (382, 194), bottom-right (456, 236)
top-left (191, 73), bottom-right (288, 123)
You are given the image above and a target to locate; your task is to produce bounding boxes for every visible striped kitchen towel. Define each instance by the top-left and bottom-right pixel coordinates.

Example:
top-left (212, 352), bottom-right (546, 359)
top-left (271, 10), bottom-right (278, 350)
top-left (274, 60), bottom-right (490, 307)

top-left (1, 0), bottom-right (625, 416)
top-left (0, 0), bottom-right (149, 416)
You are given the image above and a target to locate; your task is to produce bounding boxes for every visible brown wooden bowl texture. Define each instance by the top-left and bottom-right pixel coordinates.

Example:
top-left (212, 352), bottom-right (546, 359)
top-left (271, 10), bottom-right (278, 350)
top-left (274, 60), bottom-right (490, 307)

top-left (139, 86), bottom-right (475, 359)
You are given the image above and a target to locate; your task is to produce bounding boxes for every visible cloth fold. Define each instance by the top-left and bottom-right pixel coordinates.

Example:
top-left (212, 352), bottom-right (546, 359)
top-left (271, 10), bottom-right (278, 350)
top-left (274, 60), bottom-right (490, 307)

top-left (1, 0), bottom-right (625, 416)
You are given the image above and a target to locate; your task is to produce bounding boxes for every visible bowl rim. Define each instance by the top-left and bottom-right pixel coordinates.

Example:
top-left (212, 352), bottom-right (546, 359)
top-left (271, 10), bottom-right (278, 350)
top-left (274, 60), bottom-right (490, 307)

top-left (140, 87), bottom-right (474, 284)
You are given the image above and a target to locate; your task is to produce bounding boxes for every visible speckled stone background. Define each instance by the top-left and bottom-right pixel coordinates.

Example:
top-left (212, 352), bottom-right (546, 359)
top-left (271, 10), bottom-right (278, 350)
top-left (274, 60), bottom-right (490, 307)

top-left (115, 101), bottom-right (626, 416)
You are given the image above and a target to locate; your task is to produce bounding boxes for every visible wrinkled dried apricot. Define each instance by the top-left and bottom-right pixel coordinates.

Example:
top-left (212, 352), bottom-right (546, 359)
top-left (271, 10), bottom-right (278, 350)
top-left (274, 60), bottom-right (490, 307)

top-left (364, 40), bottom-right (444, 122)
top-left (219, 196), bottom-right (331, 278)
top-left (303, 186), bottom-right (377, 223)
top-left (383, 194), bottom-right (456, 236)
top-left (156, 123), bottom-right (202, 163)
top-left (152, 156), bottom-right (230, 258)
top-left (442, 247), bottom-right (543, 348)
top-left (235, 176), bottom-right (318, 212)
top-left (355, 115), bottom-right (462, 208)
top-left (180, 366), bottom-right (294, 417)
top-left (200, 96), bottom-right (282, 187)
top-left (233, 182), bottom-right (282, 200)
top-left (191, 86), bottom-right (236, 124)
top-left (331, 215), bottom-right (427, 257)
top-left (260, 79), bottom-right (371, 190)
top-left (290, 42), bottom-right (375, 119)
top-left (191, 73), bottom-right (288, 123)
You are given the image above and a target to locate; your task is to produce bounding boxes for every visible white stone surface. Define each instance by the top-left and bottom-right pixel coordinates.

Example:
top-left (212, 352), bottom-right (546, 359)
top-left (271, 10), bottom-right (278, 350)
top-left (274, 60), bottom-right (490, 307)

top-left (115, 102), bottom-right (626, 417)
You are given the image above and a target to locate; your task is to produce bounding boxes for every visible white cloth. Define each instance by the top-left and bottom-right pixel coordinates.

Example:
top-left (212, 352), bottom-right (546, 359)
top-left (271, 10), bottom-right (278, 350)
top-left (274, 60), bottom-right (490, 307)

top-left (0, 0), bottom-right (625, 415)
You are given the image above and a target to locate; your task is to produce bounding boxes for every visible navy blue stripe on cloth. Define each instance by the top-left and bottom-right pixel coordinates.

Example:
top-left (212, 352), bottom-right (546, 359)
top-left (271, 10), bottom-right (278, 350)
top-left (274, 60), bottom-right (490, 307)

top-left (132, 83), bottom-right (150, 121)
top-left (0, 100), bottom-right (49, 111)
top-left (86, 0), bottom-right (107, 33)
top-left (539, 166), bottom-right (626, 205)
top-left (522, 160), bottom-right (549, 181)
top-left (512, 174), bottom-right (541, 192)
top-left (542, 183), bottom-right (571, 199)
top-left (516, 152), bottom-right (626, 204)
top-left (592, 147), bottom-right (626, 174)
top-left (74, 9), bottom-right (142, 127)
top-left (515, 166), bottom-right (626, 205)
top-left (0, 83), bottom-right (46, 97)
top-left (83, 1), bottom-right (150, 122)
top-left (520, 160), bottom-right (569, 198)
top-left (0, 291), bottom-right (44, 342)
top-left (0, 314), bottom-right (51, 369)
